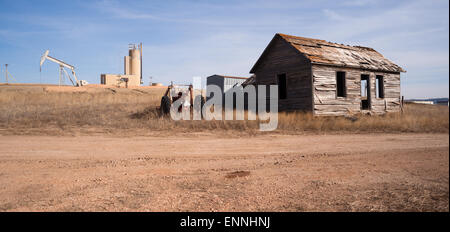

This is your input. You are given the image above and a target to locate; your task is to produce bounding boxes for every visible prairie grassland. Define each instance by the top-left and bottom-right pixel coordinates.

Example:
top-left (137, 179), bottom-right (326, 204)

top-left (0, 84), bottom-right (448, 135)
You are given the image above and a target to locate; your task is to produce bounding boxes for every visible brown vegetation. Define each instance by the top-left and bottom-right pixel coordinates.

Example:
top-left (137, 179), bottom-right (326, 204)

top-left (0, 84), bottom-right (448, 135)
top-left (0, 84), bottom-right (448, 212)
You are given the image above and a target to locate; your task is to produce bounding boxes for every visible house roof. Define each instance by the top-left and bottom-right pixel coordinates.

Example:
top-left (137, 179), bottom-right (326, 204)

top-left (241, 74), bottom-right (256, 87)
top-left (250, 33), bottom-right (405, 73)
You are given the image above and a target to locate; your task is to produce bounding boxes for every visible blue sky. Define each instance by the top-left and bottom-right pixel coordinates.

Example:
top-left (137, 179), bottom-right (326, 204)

top-left (0, 0), bottom-right (448, 98)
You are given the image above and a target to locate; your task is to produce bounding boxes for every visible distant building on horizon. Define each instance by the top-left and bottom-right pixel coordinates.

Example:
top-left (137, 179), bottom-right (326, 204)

top-left (406, 98), bottom-right (449, 106)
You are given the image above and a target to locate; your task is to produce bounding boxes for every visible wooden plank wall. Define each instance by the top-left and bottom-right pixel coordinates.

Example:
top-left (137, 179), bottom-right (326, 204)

top-left (312, 65), bottom-right (401, 116)
top-left (253, 37), bottom-right (313, 112)
top-left (371, 72), bottom-right (401, 113)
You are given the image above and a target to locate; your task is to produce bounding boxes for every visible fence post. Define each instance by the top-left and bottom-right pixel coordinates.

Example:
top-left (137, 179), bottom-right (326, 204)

top-left (401, 96), bottom-right (404, 113)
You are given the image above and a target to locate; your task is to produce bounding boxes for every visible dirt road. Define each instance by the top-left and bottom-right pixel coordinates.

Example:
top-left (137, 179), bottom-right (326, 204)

top-left (0, 133), bottom-right (448, 211)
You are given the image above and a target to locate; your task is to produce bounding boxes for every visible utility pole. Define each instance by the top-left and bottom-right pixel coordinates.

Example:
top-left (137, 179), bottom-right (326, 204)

top-left (139, 42), bottom-right (143, 85)
top-left (59, 65), bottom-right (62, 86)
top-left (5, 64), bottom-right (8, 83)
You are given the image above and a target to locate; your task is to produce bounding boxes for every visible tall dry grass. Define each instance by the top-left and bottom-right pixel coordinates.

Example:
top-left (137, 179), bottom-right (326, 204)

top-left (0, 85), bottom-right (448, 135)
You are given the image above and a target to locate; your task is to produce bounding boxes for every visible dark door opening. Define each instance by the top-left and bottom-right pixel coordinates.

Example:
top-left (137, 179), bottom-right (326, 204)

top-left (361, 74), bottom-right (371, 110)
top-left (277, 74), bottom-right (287, 100)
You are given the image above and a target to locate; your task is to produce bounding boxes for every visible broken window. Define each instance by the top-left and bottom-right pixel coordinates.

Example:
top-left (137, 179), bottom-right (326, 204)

top-left (277, 73), bottom-right (287, 99)
top-left (361, 74), bottom-right (371, 110)
top-left (361, 79), bottom-right (368, 98)
top-left (336, 71), bottom-right (346, 97)
top-left (376, 75), bottom-right (384, 98)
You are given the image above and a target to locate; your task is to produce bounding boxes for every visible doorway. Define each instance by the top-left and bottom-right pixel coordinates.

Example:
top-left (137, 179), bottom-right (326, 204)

top-left (361, 74), bottom-right (371, 110)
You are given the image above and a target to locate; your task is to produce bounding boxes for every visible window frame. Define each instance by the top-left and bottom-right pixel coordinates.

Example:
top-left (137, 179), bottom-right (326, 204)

top-left (360, 74), bottom-right (372, 110)
top-left (375, 75), bottom-right (385, 99)
top-left (336, 71), bottom-right (347, 98)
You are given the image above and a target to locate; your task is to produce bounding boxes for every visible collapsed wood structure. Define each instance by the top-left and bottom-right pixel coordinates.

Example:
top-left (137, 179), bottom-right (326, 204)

top-left (249, 33), bottom-right (406, 116)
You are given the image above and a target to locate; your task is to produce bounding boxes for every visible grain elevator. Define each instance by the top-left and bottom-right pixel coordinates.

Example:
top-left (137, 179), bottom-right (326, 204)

top-left (101, 43), bottom-right (143, 87)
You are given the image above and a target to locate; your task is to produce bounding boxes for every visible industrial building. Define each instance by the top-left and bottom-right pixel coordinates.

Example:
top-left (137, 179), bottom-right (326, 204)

top-left (249, 33), bottom-right (406, 116)
top-left (101, 43), bottom-right (142, 87)
top-left (406, 98), bottom-right (449, 106)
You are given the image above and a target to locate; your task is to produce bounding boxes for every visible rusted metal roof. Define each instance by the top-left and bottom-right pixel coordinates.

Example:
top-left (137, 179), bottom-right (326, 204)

top-left (252, 33), bottom-right (406, 73)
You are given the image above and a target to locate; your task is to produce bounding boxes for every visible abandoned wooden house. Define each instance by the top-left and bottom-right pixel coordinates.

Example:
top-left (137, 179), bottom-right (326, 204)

top-left (249, 33), bottom-right (406, 116)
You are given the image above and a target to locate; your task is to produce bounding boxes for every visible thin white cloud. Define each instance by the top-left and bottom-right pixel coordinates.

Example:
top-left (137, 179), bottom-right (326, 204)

top-left (94, 0), bottom-right (161, 20)
top-left (143, 32), bottom-right (263, 84)
top-left (92, 0), bottom-right (311, 27)
top-left (313, 0), bottom-right (448, 99)
top-left (342, 0), bottom-right (377, 7)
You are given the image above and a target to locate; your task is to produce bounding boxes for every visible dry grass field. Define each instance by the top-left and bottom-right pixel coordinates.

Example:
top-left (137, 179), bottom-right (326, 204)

top-left (0, 84), bottom-right (448, 212)
top-left (0, 84), bottom-right (448, 135)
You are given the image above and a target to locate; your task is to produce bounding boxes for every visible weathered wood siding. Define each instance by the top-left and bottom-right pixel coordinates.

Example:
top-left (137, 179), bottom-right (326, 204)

top-left (370, 72), bottom-right (401, 114)
top-left (253, 36), bottom-right (313, 111)
top-left (312, 65), bottom-right (361, 116)
top-left (312, 64), bottom-right (401, 116)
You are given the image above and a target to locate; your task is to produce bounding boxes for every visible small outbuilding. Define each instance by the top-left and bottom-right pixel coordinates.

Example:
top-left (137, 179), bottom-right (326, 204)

top-left (206, 75), bottom-right (248, 102)
top-left (250, 33), bottom-right (406, 116)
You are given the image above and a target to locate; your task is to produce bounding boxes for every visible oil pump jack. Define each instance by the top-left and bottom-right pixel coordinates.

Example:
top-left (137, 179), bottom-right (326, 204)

top-left (40, 50), bottom-right (87, 86)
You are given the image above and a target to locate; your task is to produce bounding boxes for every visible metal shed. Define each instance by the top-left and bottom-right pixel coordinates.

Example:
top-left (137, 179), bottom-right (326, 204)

top-left (206, 75), bottom-right (248, 102)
